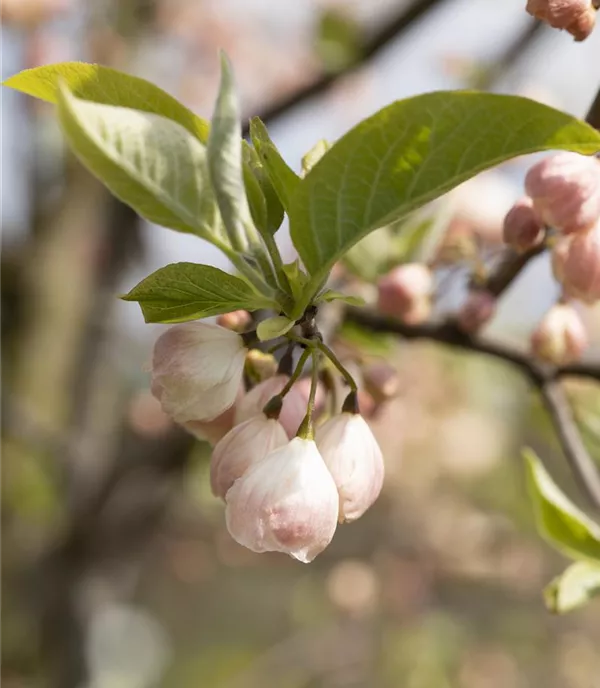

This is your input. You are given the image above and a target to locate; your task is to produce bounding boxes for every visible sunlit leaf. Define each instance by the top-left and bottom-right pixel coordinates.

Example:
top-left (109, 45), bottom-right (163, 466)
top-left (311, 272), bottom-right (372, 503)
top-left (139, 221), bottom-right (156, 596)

top-left (123, 263), bottom-right (276, 323)
top-left (290, 92), bottom-right (600, 301)
top-left (56, 82), bottom-right (224, 241)
top-left (256, 315), bottom-right (295, 341)
top-left (544, 561), bottom-right (600, 613)
top-left (3, 62), bottom-right (209, 142)
top-left (524, 449), bottom-right (600, 562)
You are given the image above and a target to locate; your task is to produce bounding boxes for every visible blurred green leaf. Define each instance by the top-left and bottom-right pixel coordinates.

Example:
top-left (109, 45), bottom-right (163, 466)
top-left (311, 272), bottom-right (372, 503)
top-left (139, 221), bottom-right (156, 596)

top-left (301, 139), bottom-right (331, 176)
top-left (524, 449), bottom-right (600, 562)
top-left (315, 289), bottom-right (365, 307)
top-left (337, 321), bottom-right (396, 357)
top-left (3, 61), bottom-right (209, 142)
top-left (290, 92), bottom-right (600, 304)
top-left (315, 9), bottom-right (362, 73)
top-left (123, 263), bottom-right (276, 323)
top-left (257, 315), bottom-right (295, 341)
top-left (544, 560), bottom-right (600, 613)
top-left (249, 117), bottom-right (300, 215)
top-left (56, 82), bottom-right (226, 242)
top-left (207, 54), bottom-right (254, 252)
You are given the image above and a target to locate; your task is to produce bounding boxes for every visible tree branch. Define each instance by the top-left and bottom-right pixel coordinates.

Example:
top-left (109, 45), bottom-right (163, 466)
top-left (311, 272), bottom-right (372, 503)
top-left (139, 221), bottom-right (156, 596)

top-left (344, 306), bottom-right (600, 510)
top-left (242, 0), bottom-right (451, 136)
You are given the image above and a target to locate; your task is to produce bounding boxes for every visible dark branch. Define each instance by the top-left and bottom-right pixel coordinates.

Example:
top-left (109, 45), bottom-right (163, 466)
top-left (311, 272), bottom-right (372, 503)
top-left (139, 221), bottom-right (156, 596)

top-left (344, 306), bottom-right (600, 510)
top-left (242, 0), bottom-right (451, 136)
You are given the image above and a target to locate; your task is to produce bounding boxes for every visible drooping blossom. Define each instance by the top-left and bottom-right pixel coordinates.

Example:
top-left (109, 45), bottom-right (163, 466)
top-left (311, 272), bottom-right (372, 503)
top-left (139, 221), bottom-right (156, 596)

top-left (377, 263), bottom-right (434, 325)
top-left (530, 303), bottom-right (588, 365)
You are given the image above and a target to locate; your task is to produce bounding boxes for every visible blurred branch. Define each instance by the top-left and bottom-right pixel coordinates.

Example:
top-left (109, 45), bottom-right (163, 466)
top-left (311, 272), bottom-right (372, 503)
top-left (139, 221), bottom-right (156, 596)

top-left (242, 0), bottom-right (451, 135)
top-left (344, 306), bottom-right (600, 510)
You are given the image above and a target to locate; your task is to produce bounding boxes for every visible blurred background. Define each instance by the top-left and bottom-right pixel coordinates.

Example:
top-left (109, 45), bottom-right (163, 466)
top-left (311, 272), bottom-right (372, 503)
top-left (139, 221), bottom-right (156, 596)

top-left (2, 0), bottom-right (600, 686)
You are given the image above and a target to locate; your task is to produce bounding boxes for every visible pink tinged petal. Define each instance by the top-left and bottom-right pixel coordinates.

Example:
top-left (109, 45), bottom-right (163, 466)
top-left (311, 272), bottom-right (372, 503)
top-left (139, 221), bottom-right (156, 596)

top-left (225, 438), bottom-right (339, 563)
top-left (316, 413), bottom-right (385, 523)
top-left (552, 226), bottom-right (600, 303)
top-left (531, 303), bottom-right (588, 365)
top-left (210, 416), bottom-right (288, 499)
top-left (151, 322), bottom-right (246, 423)
top-left (235, 375), bottom-right (308, 438)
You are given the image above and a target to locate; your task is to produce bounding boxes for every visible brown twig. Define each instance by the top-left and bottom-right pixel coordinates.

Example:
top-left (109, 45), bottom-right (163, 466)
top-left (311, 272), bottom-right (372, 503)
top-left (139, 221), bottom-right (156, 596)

top-left (344, 306), bottom-right (600, 510)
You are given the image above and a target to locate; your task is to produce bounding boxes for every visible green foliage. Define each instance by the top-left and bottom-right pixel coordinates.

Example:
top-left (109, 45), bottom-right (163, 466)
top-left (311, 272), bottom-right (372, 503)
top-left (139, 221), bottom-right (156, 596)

top-left (256, 315), bottom-right (295, 341)
top-left (123, 263), bottom-right (276, 323)
top-left (207, 53), bottom-right (254, 252)
top-left (242, 142), bottom-right (285, 235)
top-left (315, 290), bottom-right (366, 307)
top-left (3, 61), bottom-right (209, 142)
top-left (315, 9), bottom-right (362, 73)
top-left (301, 139), bottom-right (331, 176)
top-left (56, 82), bottom-right (226, 242)
top-left (524, 449), bottom-right (600, 563)
top-left (290, 92), bottom-right (600, 305)
top-left (249, 117), bottom-right (300, 215)
top-left (544, 561), bottom-right (600, 613)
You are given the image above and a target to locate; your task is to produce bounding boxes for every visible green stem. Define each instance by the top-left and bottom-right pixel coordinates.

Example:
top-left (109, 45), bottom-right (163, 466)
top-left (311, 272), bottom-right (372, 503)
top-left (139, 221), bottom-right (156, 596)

top-left (215, 238), bottom-right (276, 298)
top-left (315, 340), bottom-right (358, 393)
top-left (279, 347), bottom-right (312, 397)
top-left (262, 231), bottom-right (291, 294)
top-left (296, 350), bottom-right (320, 440)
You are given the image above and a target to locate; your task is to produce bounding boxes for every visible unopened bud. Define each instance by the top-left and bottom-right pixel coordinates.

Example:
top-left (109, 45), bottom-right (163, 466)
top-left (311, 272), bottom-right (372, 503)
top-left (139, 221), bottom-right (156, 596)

top-left (210, 415), bottom-right (288, 500)
top-left (551, 227), bottom-right (600, 303)
top-left (530, 303), bottom-right (588, 364)
top-left (316, 412), bottom-right (384, 523)
top-left (526, 0), bottom-right (596, 40)
top-left (377, 263), bottom-right (433, 325)
top-left (245, 349), bottom-right (278, 382)
top-left (216, 310), bottom-right (252, 332)
top-left (456, 290), bottom-right (496, 333)
top-left (502, 196), bottom-right (545, 252)
top-left (225, 438), bottom-right (339, 562)
top-left (235, 374), bottom-right (307, 438)
top-left (185, 394), bottom-right (241, 445)
top-left (363, 362), bottom-right (400, 404)
top-left (525, 152), bottom-right (600, 234)
top-left (151, 323), bottom-right (246, 423)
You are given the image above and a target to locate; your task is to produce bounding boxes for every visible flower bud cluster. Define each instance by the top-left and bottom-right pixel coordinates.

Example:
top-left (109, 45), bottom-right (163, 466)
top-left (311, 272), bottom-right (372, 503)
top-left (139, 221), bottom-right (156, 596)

top-left (502, 153), bottom-right (600, 308)
top-left (377, 263), bottom-right (434, 325)
top-left (526, 0), bottom-right (597, 41)
top-left (149, 322), bottom-right (385, 562)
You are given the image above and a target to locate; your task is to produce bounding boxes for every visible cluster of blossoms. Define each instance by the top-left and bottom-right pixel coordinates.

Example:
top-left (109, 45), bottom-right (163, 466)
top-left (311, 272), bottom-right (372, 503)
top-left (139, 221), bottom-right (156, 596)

top-left (374, 152), bottom-right (600, 367)
top-left (526, 0), bottom-right (598, 41)
top-left (151, 320), bottom-right (385, 563)
top-left (503, 152), bottom-right (600, 364)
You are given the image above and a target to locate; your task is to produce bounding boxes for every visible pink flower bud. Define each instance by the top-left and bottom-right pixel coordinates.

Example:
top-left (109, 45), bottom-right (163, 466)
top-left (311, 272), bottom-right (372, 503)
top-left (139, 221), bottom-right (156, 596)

top-left (502, 196), bottom-right (545, 252)
top-left (184, 399), bottom-right (239, 446)
top-left (525, 153), bottom-right (600, 234)
top-left (151, 323), bottom-right (246, 423)
top-left (363, 362), bottom-right (400, 404)
top-left (530, 303), bottom-right (588, 365)
top-left (316, 413), bottom-right (384, 523)
top-left (551, 227), bottom-right (600, 303)
top-left (377, 263), bottom-right (433, 325)
top-left (225, 437), bottom-right (339, 562)
top-left (210, 415), bottom-right (288, 500)
top-left (526, 0), bottom-right (596, 40)
top-left (456, 290), bottom-right (496, 333)
top-left (216, 310), bottom-right (251, 332)
top-left (235, 374), bottom-right (307, 438)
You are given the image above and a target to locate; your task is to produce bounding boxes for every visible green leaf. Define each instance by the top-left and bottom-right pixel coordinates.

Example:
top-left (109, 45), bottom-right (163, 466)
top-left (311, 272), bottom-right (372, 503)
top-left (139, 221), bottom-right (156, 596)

top-left (3, 62), bottom-right (209, 143)
top-left (524, 449), bottom-right (600, 562)
top-left (207, 53), bottom-right (254, 252)
top-left (243, 142), bottom-right (284, 234)
top-left (301, 140), bottom-right (331, 176)
top-left (56, 82), bottom-right (224, 241)
top-left (315, 9), bottom-right (362, 73)
top-left (122, 263), bottom-right (275, 323)
top-left (315, 289), bottom-right (365, 307)
top-left (249, 117), bottom-right (300, 215)
top-left (290, 92), bottom-right (600, 292)
top-left (544, 561), bottom-right (600, 613)
top-left (281, 260), bottom-right (311, 303)
top-left (256, 315), bottom-right (295, 341)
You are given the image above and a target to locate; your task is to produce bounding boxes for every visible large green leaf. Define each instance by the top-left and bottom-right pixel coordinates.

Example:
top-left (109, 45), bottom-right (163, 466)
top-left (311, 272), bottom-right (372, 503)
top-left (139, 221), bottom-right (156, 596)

top-left (290, 91), bottom-right (600, 295)
top-left (544, 561), bottom-right (600, 613)
top-left (123, 263), bottom-right (277, 323)
top-left (56, 82), bottom-right (225, 242)
top-left (207, 54), bottom-right (254, 252)
top-left (524, 449), bottom-right (600, 562)
top-left (3, 62), bottom-right (209, 143)
top-left (249, 117), bottom-right (300, 215)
